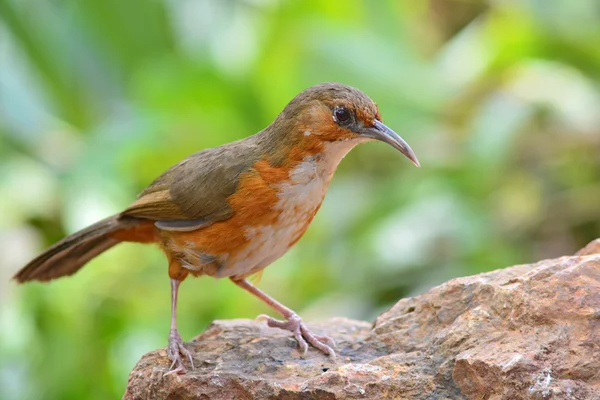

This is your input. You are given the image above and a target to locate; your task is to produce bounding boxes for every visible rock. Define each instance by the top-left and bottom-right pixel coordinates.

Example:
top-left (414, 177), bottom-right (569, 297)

top-left (124, 240), bottom-right (600, 400)
top-left (576, 239), bottom-right (600, 256)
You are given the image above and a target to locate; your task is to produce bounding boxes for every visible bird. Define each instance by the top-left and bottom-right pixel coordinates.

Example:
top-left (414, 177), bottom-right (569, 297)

top-left (14, 82), bottom-right (419, 374)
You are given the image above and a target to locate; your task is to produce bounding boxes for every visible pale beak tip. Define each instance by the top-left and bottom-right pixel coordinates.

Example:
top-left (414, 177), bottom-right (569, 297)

top-left (368, 120), bottom-right (421, 168)
top-left (406, 150), bottom-right (421, 168)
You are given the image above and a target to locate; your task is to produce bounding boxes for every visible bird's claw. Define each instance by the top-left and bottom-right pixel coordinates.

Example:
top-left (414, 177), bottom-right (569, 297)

top-left (165, 329), bottom-right (194, 375)
top-left (259, 313), bottom-right (336, 358)
top-left (255, 314), bottom-right (271, 323)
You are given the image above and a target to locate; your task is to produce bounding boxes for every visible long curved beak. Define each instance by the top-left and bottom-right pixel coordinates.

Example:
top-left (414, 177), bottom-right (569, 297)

top-left (362, 120), bottom-right (420, 167)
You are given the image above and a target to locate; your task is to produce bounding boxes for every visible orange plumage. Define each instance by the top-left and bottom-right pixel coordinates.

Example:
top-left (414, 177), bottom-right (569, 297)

top-left (14, 83), bottom-right (419, 374)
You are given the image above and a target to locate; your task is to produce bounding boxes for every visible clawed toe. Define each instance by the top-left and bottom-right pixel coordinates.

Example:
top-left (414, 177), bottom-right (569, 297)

top-left (165, 329), bottom-right (194, 375)
top-left (232, 280), bottom-right (337, 358)
top-left (164, 365), bottom-right (185, 376)
top-left (255, 314), bottom-right (271, 323)
top-left (293, 329), bottom-right (309, 355)
top-left (258, 313), bottom-right (336, 358)
top-left (315, 334), bottom-right (337, 349)
top-left (300, 324), bottom-right (335, 358)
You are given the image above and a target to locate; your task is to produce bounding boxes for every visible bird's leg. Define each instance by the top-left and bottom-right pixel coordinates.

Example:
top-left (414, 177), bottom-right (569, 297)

top-left (165, 278), bottom-right (194, 375)
top-left (231, 278), bottom-right (336, 357)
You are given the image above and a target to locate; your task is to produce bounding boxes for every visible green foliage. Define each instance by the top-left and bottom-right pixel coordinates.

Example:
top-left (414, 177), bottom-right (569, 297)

top-left (1, 0), bottom-right (599, 398)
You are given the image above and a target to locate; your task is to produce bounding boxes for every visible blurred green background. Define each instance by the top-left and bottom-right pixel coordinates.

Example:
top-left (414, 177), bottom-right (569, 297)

top-left (1, 0), bottom-right (599, 398)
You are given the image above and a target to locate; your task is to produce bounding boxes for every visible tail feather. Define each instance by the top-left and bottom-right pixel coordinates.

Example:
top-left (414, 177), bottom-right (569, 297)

top-left (14, 215), bottom-right (143, 283)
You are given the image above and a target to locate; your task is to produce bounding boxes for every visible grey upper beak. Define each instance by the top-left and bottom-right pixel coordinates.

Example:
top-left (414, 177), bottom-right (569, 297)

top-left (363, 120), bottom-right (420, 167)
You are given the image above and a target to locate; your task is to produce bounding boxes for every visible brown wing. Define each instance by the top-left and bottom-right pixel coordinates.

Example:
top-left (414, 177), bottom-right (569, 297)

top-left (122, 138), bottom-right (262, 226)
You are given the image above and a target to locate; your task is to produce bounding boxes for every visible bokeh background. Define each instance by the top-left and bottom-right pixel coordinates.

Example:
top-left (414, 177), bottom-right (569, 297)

top-left (1, 0), bottom-right (599, 398)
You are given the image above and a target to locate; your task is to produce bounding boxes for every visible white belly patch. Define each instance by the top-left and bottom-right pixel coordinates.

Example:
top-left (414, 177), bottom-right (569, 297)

top-left (216, 139), bottom-right (361, 278)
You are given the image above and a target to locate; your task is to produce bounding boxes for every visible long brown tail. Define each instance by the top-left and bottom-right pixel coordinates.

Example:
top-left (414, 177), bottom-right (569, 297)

top-left (14, 214), bottom-right (148, 283)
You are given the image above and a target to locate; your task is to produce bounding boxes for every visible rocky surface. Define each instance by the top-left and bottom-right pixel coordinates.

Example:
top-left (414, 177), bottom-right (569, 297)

top-left (124, 240), bottom-right (600, 399)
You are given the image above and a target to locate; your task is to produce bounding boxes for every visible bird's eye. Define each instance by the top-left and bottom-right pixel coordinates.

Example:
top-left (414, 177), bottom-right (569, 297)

top-left (334, 107), bottom-right (350, 123)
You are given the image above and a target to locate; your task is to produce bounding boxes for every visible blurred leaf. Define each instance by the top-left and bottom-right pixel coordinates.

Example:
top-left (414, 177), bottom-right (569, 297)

top-left (1, 0), bottom-right (599, 398)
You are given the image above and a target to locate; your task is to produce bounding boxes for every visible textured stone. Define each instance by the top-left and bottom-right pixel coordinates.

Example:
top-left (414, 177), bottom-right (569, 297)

top-left (576, 239), bottom-right (600, 256)
top-left (124, 240), bottom-right (600, 399)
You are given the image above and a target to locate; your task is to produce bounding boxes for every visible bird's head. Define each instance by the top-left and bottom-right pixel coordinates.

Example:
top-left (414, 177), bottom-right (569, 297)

top-left (275, 82), bottom-right (420, 167)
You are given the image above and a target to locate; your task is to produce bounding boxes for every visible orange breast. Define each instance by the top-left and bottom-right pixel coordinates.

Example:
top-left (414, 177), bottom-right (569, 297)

top-left (161, 135), bottom-right (361, 280)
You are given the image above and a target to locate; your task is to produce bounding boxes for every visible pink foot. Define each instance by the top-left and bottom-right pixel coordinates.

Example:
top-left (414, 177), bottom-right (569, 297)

top-left (165, 329), bottom-right (194, 375)
top-left (257, 313), bottom-right (336, 358)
